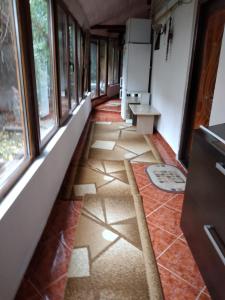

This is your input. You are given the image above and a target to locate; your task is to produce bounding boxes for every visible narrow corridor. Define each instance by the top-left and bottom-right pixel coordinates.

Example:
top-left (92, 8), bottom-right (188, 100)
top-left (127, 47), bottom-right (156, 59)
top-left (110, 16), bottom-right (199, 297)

top-left (16, 100), bottom-right (210, 300)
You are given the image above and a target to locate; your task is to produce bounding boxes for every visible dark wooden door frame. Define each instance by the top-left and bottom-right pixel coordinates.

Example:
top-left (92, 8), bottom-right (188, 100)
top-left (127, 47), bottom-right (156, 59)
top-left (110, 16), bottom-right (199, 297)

top-left (178, 0), bottom-right (225, 168)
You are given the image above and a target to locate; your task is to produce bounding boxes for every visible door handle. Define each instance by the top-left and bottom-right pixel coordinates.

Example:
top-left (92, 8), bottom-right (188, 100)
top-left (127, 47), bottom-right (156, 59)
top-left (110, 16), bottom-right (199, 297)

top-left (204, 225), bottom-right (225, 266)
top-left (215, 162), bottom-right (225, 176)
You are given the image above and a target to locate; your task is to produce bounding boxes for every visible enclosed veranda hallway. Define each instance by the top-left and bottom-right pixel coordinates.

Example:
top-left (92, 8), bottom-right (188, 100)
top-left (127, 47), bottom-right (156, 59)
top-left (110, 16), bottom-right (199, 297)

top-left (15, 100), bottom-right (210, 300)
top-left (1, 0), bottom-right (225, 299)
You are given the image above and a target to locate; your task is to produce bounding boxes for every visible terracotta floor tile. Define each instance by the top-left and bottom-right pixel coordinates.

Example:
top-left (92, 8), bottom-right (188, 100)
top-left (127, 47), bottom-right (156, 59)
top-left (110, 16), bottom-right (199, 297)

top-left (142, 196), bottom-right (162, 216)
top-left (158, 239), bottom-right (205, 290)
top-left (134, 173), bottom-right (150, 189)
top-left (140, 184), bottom-right (174, 205)
top-left (147, 223), bottom-right (177, 258)
top-left (15, 279), bottom-right (42, 300)
top-left (203, 287), bottom-right (211, 297)
top-left (132, 163), bottom-right (149, 175)
top-left (59, 226), bottom-right (77, 250)
top-left (42, 275), bottom-right (67, 300)
top-left (45, 201), bottom-right (79, 238)
top-left (148, 205), bottom-right (182, 236)
top-left (198, 292), bottom-right (211, 300)
top-left (27, 236), bottom-right (71, 293)
top-left (158, 265), bottom-right (199, 300)
top-left (165, 194), bottom-right (184, 212)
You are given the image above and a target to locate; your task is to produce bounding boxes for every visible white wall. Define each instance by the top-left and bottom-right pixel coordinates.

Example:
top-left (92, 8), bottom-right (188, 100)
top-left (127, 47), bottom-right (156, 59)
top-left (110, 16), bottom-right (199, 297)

top-left (209, 26), bottom-right (225, 126)
top-left (0, 95), bottom-right (91, 300)
top-left (151, 0), bottom-right (197, 153)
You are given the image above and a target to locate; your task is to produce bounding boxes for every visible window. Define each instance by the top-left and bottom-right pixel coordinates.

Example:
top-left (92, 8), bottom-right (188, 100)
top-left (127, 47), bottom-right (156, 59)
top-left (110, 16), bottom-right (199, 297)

top-left (108, 40), bottom-right (114, 85)
top-left (30, 0), bottom-right (57, 143)
top-left (77, 27), bottom-right (84, 102)
top-left (0, 0), bottom-right (29, 192)
top-left (90, 41), bottom-right (98, 99)
top-left (113, 47), bottom-right (119, 84)
top-left (68, 17), bottom-right (77, 109)
top-left (99, 40), bottom-right (107, 95)
top-left (108, 39), bottom-right (120, 85)
top-left (57, 5), bottom-right (70, 120)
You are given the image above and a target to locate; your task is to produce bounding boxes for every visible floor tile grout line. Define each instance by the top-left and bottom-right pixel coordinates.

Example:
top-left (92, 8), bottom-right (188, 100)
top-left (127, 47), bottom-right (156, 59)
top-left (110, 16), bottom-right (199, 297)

top-left (195, 286), bottom-right (207, 300)
top-left (27, 279), bottom-right (43, 297)
top-left (158, 263), bottom-right (204, 292)
top-left (139, 182), bottom-right (152, 191)
top-left (145, 193), bottom-right (178, 218)
top-left (156, 233), bottom-right (183, 260)
top-left (146, 218), bottom-right (180, 238)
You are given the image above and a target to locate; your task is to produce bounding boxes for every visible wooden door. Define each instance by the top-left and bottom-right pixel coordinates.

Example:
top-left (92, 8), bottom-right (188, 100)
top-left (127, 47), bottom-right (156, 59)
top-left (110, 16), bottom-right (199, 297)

top-left (194, 10), bottom-right (225, 129)
top-left (179, 0), bottom-right (225, 167)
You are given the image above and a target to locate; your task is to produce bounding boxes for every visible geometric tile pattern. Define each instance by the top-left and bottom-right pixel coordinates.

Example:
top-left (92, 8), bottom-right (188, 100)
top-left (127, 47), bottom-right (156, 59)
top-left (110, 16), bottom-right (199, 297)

top-left (64, 195), bottom-right (149, 299)
top-left (15, 103), bottom-right (211, 300)
top-left (64, 121), bottom-right (160, 299)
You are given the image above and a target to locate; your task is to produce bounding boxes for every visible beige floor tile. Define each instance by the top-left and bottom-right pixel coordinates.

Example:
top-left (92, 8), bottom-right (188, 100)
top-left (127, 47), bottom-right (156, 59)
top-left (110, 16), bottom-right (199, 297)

top-left (131, 151), bottom-right (159, 163)
top-left (91, 140), bottom-right (116, 150)
top-left (73, 214), bottom-right (118, 259)
top-left (97, 179), bottom-right (131, 197)
top-left (68, 247), bottom-right (90, 278)
top-left (74, 184), bottom-right (96, 197)
top-left (103, 160), bottom-right (125, 173)
top-left (75, 166), bottom-right (113, 188)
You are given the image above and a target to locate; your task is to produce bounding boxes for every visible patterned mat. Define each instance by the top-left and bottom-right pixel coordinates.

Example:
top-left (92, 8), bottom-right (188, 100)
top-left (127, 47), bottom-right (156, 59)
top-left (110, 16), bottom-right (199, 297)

top-left (146, 164), bottom-right (186, 193)
top-left (64, 122), bottom-right (164, 299)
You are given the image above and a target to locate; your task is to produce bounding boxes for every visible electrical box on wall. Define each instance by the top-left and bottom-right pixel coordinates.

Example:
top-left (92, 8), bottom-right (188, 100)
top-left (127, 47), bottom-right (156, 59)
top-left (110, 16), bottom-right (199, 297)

top-left (126, 18), bottom-right (151, 44)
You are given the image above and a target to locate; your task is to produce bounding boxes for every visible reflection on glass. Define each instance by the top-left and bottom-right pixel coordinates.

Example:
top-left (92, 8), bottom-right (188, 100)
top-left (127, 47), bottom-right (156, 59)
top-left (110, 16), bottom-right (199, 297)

top-left (69, 17), bottom-right (77, 108)
top-left (90, 42), bottom-right (98, 98)
top-left (77, 27), bottom-right (83, 102)
top-left (108, 40), bottom-right (114, 85)
top-left (99, 40), bottom-right (107, 95)
top-left (30, 0), bottom-right (56, 141)
top-left (113, 47), bottom-right (119, 84)
top-left (0, 0), bottom-right (28, 188)
top-left (57, 5), bottom-right (69, 117)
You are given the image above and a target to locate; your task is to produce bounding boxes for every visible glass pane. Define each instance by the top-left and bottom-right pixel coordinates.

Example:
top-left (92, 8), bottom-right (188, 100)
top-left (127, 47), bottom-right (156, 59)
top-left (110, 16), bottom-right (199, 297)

top-left (113, 47), bottom-right (119, 84)
top-left (99, 40), bottom-right (107, 95)
top-left (30, 0), bottom-right (57, 142)
top-left (57, 6), bottom-right (69, 117)
top-left (69, 17), bottom-right (76, 108)
top-left (0, 0), bottom-right (28, 188)
top-left (77, 27), bottom-right (83, 102)
top-left (90, 42), bottom-right (98, 99)
top-left (108, 40), bottom-right (114, 85)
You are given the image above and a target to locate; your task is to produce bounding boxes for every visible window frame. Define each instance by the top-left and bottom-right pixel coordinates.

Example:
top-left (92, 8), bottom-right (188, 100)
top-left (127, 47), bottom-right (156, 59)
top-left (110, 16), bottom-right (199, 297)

top-left (99, 39), bottom-right (108, 96)
top-left (0, 0), bottom-right (37, 201)
top-left (0, 0), bottom-right (87, 201)
top-left (29, 0), bottom-right (60, 149)
top-left (90, 36), bottom-right (109, 100)
top-left (68, 16), bottom-right (78, 110)
top-left (108, 38), bottom-right (120, 86)
top-left (54, 2), bottom-right (71, 125)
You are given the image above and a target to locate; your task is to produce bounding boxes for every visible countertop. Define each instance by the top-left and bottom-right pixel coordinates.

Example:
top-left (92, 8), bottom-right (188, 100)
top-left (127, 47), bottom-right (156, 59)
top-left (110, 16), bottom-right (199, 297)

top-left (129, 104), bottom-right (160, 116)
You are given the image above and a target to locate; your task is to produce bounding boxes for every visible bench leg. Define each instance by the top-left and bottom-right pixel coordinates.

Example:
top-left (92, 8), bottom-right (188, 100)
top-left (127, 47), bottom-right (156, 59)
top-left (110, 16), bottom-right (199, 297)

top-left (136, 115), bottom-right (154, 134)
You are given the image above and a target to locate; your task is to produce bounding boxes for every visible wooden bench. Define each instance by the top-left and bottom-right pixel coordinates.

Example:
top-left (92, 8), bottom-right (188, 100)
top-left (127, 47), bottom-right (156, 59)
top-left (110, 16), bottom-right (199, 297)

top-left (129, 104), bottom-right (160, 134)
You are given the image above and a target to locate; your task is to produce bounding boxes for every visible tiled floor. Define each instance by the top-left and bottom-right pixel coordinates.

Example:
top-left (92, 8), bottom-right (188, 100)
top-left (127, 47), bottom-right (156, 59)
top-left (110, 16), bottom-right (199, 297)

top-left (16, 100), bottom-right (211, 300)
top-left (132, 135), bottom-right (211, 300)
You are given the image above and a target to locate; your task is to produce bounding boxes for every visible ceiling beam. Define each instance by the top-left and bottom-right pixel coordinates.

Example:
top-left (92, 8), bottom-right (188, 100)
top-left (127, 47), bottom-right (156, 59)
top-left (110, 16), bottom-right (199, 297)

top-left (91, 24), bottom-right (126, 32)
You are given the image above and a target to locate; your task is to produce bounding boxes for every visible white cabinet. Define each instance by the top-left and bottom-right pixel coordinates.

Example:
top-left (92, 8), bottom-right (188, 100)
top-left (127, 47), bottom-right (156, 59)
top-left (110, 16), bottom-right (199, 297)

top-left (121, 18), bottom-right (152, 120)
top-left (126, 18), bottom-right (151, 44)
top-left (126, 43), bottom-right (151, 92)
